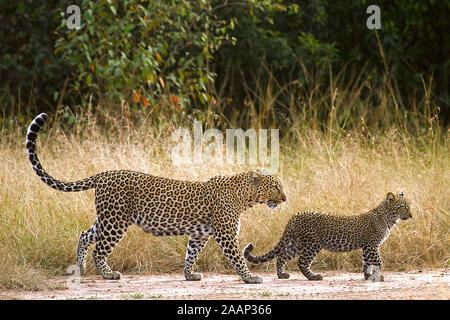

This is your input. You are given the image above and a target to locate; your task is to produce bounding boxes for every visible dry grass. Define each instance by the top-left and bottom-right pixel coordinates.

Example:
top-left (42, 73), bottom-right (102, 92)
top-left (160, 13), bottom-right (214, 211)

top-left (0, 113), bottom-right (448, 291)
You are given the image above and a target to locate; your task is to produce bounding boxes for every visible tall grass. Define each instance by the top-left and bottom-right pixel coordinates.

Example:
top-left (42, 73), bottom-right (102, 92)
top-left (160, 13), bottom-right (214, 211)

top-left (0, 66), bottom-right (448, 291)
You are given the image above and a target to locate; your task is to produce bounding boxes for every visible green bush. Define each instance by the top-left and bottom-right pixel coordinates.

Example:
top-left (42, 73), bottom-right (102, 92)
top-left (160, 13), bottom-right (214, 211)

top-left (55, 0), bottom-right (233, 114)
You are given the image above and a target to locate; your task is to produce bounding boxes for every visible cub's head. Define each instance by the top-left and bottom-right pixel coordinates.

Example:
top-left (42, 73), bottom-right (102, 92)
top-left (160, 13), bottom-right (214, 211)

top-left (247, 170), bottom-right (286, 209)
top-left (383, 192), bottom-right (412, 221)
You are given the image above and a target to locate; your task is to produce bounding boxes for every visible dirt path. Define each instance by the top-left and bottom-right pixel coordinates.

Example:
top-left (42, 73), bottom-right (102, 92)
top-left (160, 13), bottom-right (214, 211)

top-left (2, 270), bottom-right (448, 300)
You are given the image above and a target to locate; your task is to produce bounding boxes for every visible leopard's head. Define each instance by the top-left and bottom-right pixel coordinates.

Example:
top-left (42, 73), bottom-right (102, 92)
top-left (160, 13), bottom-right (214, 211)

top-left (247, 170), bottom-right (286, 209)
top-left (384, 192), bottom-right (412, 221)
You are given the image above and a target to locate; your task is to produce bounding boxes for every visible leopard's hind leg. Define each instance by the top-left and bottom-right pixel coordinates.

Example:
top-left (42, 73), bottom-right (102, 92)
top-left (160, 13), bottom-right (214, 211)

top-left (92, 215), bottom-right (130, 280)
top-left (184, 235), bottom-right (210, 281)
top-left (76, 219), bottom-right (100, 274)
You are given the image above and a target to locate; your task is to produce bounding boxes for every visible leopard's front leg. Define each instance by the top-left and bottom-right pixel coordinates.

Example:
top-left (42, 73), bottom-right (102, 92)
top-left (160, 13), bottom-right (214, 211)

top-left (362, 245), bottom-right (384, 282)
top-left (212, 220), bottom-right (262, 284)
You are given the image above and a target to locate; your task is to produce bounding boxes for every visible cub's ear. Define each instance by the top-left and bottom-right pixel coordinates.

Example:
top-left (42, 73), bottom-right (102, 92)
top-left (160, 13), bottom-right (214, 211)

top-left (387, 192), bottom-right (396, 202)
top-left (251, 171), bottom-right (263, 185)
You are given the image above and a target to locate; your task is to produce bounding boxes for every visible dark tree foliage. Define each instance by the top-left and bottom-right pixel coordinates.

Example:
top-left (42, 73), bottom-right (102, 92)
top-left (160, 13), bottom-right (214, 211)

top-left (213, 0), bottom-right (449, 122)
top-left (0, 0), bottom-right (448, 123)
top-left (0, 0), bottom-right (75, 115)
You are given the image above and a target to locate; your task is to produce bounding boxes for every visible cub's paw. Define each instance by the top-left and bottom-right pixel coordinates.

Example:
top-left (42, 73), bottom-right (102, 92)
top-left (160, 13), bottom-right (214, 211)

top-left (185, 272), bottom-right (203, 281)
top-left (367, 274), bottom-right (384, 282)
top-left (243, 275), bottom-right (263, 284)
top-left (278, 272), bottom-right (290, 279)
top-left (102, 271), bottom-right (122, 280)
top-left (307, 274), bottom-right (323, 281)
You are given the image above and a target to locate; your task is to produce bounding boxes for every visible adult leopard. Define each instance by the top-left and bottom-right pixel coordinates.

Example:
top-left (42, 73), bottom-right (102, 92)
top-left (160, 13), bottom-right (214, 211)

top-left (26, 113), bottom-right (286, 284)
top-left (244, 192), bottom-right (411, 281)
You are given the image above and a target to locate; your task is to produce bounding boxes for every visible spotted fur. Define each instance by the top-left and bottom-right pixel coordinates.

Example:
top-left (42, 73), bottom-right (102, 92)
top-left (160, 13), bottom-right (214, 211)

top-left (244, 193), bottom-right (412, 281)
top-left (26, 113), bottom-right (286, 283)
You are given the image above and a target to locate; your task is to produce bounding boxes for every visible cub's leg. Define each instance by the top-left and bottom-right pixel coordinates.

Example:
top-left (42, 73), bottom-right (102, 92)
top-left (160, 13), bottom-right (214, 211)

top-left (276, 254), bottom-right (290, 279)
top-left (362, 245), bottom-right (384, 282)
top-left (92, 216), bottom-right (130, 280)
top-left (184, 235), bottom-right (209, 281)
top-left (298, 243), bottom-right (323, 281)
top-left (276, 243), bottom-right (298, 279)
top-left (76, 219), bottom-right (100, 274)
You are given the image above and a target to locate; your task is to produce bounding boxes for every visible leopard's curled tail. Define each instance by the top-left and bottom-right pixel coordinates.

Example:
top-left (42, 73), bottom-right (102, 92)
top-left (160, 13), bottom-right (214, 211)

top-left (26, 113), bottom-right (97, 192)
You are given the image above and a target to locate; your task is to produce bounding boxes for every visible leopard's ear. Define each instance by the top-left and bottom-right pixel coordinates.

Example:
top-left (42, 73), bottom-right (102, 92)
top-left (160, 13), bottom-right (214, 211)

top-left (250, 171), bottom-right (263, 185)
top-left (387, 192), bottom-right (396, 202)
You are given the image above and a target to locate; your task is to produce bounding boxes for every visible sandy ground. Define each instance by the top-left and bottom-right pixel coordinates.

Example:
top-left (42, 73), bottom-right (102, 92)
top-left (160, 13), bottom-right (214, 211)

top-left (1, 270), bottom-right (448, 300)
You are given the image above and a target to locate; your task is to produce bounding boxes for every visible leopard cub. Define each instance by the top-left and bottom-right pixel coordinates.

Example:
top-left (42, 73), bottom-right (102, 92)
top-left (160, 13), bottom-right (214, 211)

top-left (244, 192), bottom-right (412, 281)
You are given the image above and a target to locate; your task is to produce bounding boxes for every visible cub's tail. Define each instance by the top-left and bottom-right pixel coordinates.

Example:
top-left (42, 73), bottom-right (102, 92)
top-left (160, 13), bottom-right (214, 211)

top-left (26, 113), bottom-right (97, 192)
top-left (243, 239), bottom-right (284, 264)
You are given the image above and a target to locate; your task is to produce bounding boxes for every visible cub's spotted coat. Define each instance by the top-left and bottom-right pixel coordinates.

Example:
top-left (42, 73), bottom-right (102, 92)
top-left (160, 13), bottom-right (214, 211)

top-left (244, 193), bottom-right (411, 281)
